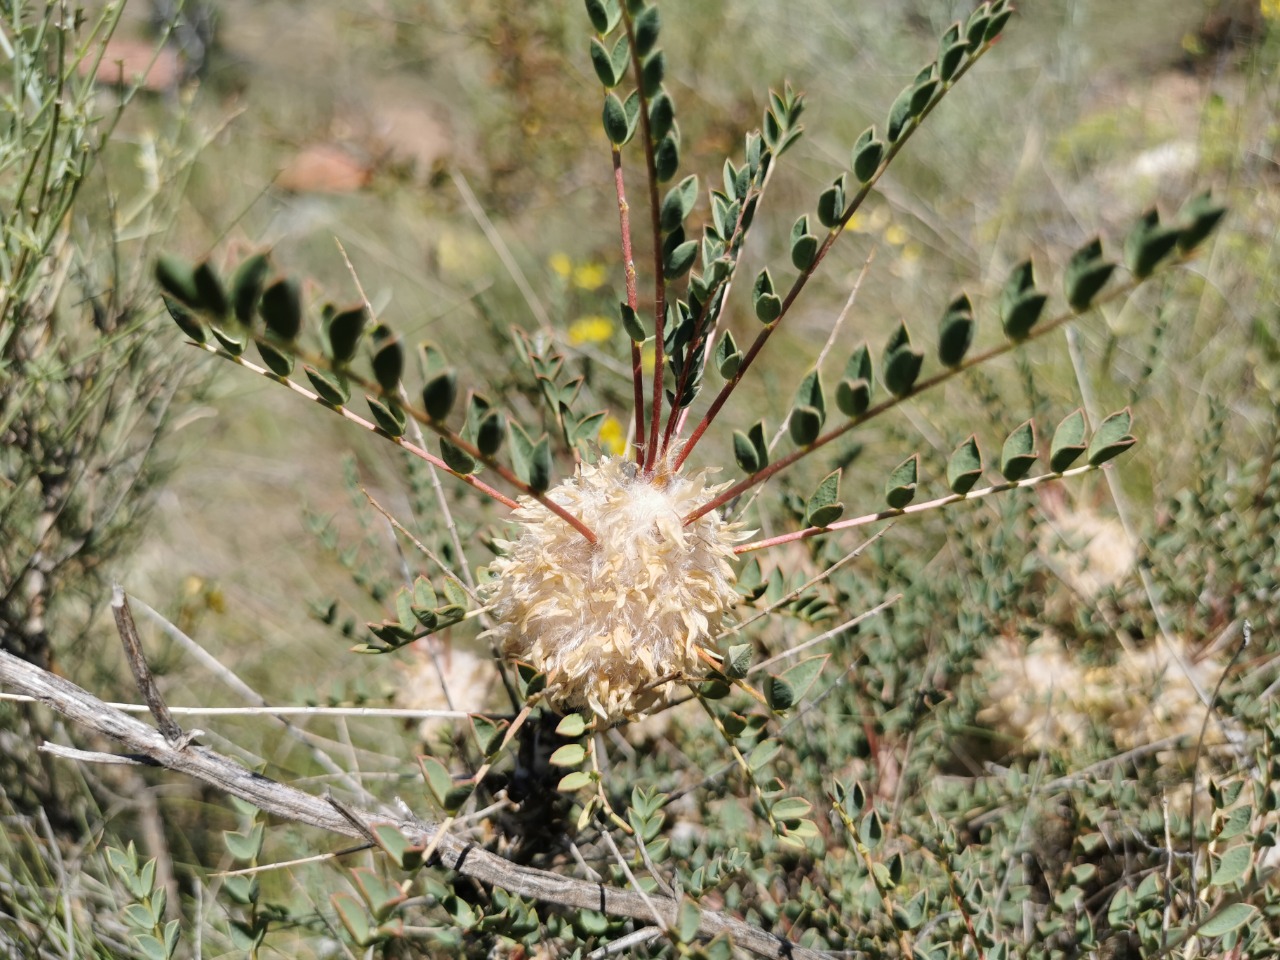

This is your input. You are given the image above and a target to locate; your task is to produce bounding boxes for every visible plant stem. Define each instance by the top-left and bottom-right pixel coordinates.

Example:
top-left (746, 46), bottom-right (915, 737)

top-left (734, 464), bottom-right (1100, 554)
top-left (611, 146), bottom-right (647, 463)
top-left (620, 10), bottom-right (667, 474)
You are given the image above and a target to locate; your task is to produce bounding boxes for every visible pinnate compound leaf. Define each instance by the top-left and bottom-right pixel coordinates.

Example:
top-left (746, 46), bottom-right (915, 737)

top-left (885, 454), bottom-right (919, 509)
top-left (1087, 407), bottom-right (1136, 466)
top-left (806, 470), bottom-right (844, 527)
top-left (1049, 408), bottom-right (1088, 472)
top-left (947, 434), bottom-right (983, 494)
top-left (1000, 419), bottom-right (1037, 480)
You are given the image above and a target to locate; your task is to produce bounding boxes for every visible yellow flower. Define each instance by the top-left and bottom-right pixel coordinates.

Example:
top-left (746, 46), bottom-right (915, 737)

top-left (641, 343), bottom-right (655, 374)
top-left (884, 223), bottom-right (909, 246)
top-left (598, 414), bottom-right (626, 456)
top-left (844, 211), bottom-right (865, 232)
top-left (572, 261), bottom-right (608, 291)
top-left (1262, 0), bottom-right (1279, 21)
top-left (482, 458), bottom-right (744, 721)
top-left (549, 252), bottom-right (573, 278)
top-left (568, 315), bottom-right (614, 345)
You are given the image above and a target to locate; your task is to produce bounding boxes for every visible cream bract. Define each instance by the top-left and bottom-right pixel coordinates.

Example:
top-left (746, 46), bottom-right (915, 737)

top-left (483, 456), bottom-right (742, 722)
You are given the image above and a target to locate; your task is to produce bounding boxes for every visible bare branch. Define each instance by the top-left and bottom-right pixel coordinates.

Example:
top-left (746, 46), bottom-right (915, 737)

top-left (0, 649), bottom-right (839, 960)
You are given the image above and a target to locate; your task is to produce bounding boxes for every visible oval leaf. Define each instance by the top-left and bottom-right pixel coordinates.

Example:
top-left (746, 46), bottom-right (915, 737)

top-left (885, 454), bottom-right (919, 509)
top-left (1087, 407), bottom-right (1136, 466)
top-left (1049, 408), bottom-right (1088, 472)
top-left (1000, 419), bottom-right (1038, 480)
top-left (947, 434), bottom-right (983, 494)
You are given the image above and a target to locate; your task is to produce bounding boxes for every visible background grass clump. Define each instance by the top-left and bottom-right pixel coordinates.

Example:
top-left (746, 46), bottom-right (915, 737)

top-left (2, 0), bottom-right (1279, 958)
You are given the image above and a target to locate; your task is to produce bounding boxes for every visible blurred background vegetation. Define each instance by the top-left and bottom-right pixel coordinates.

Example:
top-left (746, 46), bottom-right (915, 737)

top-left (2, 0), bottom-right (1278, 956)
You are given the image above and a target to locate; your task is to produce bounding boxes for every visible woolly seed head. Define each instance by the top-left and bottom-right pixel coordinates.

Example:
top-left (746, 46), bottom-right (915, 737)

top-left (483, 456), bottom-right (743, 723)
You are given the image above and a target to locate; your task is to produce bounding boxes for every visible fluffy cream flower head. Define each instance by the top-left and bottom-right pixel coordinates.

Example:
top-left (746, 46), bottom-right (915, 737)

top-left (483, 456), bottom-right (742, 722)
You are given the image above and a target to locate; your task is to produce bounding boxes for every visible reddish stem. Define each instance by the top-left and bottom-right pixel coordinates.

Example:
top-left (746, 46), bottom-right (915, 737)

top-left (620, 11), bottom-right (666, 474)
top-left (612, 146), bottom-right (646, 463)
